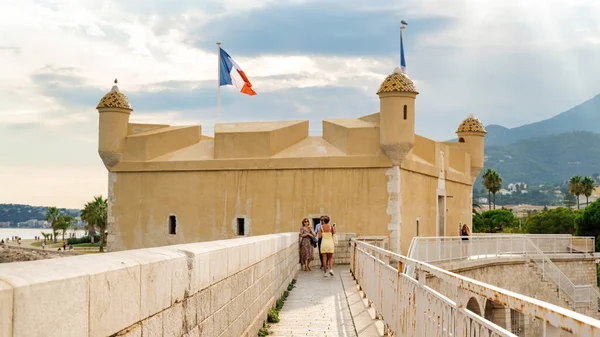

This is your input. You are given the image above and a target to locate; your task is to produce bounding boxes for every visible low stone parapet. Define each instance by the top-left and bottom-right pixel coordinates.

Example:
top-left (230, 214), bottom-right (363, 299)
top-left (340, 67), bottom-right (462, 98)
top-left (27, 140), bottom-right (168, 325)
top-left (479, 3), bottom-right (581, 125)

top-left (0, 233), bottom-right (300, 337)
top-left (310, 232), bottom-right (356, 265)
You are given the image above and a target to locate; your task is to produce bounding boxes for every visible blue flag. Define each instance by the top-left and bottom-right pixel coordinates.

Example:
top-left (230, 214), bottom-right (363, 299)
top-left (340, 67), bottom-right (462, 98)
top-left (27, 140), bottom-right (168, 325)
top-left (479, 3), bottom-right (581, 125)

top-left (400, 31), bottom-right (407, 73)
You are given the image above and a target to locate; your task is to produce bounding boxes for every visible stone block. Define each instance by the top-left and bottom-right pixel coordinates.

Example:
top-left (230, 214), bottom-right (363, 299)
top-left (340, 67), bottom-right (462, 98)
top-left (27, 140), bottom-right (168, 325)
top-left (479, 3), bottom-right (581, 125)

top-left (118, 324), bottom-right (142, 337)
top-left (163, 301), bottom-right (184, 337)
top-left (0, 281), bottom-right (13, 337)
top-left (196, 288), bottom-right (211, 324)
top-left (183, 296), bottom-right (197, 332)
top-left (212, 306), bottom-right (229, 337)
top-left (88, 253), bottom-right (141, 337)
top-left (188, 325), bottom-right (200, 337)
top-left (209, 245), bottom-right (229, 285)
top-left (141, 312), bottom-right (163, 337)
top-left (0, 258), bottom-right (90, 337)
top-left (228, 293), bottom-right (245, 322)
top-left (198, 315), bottom-right (214, 337)
top-left (169, 242), bottom-right (219, 294)
top-left (122, 248), bottom-right (188, 319)
top-left (210, 278), bottom-right (232, 311)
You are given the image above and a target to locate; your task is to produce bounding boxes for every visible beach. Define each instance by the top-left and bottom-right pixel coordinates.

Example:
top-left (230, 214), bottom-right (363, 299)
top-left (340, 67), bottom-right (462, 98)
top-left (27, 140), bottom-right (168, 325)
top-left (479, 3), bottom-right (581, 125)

top-left (0, 228), bottom-right (86, 240)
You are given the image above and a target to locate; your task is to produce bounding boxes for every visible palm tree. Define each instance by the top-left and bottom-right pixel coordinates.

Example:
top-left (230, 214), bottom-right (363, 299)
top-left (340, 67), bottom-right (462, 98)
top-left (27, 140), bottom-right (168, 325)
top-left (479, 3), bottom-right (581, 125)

top-left (45, 207), bottom-right (61, 243)
top-left (490, 171), bottom-right (502, 209)
top-left (483, 169), bottom-right (503, 209)
top-left (87, 196), bottom-right (108, 252)
top-left (482, 169), bottom-right (494, 210)
top-left (568, 175), bottom-right (583, 209)
top-left (55, 215), bottom-right (75, 242)
top-left (81, 202), bottom-right (95, 243)
top-left (581, 176), bottom-right (596, 206)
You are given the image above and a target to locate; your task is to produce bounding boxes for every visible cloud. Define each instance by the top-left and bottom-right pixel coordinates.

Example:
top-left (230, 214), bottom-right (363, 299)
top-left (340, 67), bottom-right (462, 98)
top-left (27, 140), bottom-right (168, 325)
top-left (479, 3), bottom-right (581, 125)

top-left (1, 0), bottom-right (600, 207)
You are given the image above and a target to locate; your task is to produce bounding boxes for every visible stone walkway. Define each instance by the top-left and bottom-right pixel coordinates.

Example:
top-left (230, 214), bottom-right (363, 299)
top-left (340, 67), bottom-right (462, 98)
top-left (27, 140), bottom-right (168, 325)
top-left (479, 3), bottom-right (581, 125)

top-left (268, 266), bottom-right (383, 337)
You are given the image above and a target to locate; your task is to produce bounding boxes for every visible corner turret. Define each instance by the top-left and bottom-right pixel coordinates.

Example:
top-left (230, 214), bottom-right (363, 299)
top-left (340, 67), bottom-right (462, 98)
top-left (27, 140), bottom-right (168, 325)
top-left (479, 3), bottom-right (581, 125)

top-left (456, 114), bottom-right (486, 182)
top-left (96, 79), bottom-right (133, 169)
top-left (377, 67), bottom-right (418, 165)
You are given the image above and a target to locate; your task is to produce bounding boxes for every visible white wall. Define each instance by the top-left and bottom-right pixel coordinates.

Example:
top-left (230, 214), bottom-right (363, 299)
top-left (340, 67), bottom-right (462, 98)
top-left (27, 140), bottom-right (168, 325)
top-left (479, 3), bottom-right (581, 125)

top-left (0, 233), bottom-right (300, 337)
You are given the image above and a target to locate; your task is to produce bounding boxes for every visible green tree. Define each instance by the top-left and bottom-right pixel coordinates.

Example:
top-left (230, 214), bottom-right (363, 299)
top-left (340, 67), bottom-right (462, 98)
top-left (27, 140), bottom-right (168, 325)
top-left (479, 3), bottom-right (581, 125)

top-left (569, 175), bottom-right (583, 209)
top-left (85, 196), bottom-right (108, 252)
top-left (581, 176), bottom-right (596, 207)
top-left (563, 193), bottom-right (576, 208)
top-left (472, 209), bottom-right (519, 233)
top-left (80, 203), bottom-right (95, 243)
top-left (45, 207), bottom-right (61, 243)
top-left (55, 215), bottom-right (75, 242)
top-left (40, 232), bottom-right (51, 244)
top-left (524, 207), bottom-right (577, 234)
top-left (482, 169), bottom-right (503, 210)
top-left (576, 199), bottom-right (600, 239)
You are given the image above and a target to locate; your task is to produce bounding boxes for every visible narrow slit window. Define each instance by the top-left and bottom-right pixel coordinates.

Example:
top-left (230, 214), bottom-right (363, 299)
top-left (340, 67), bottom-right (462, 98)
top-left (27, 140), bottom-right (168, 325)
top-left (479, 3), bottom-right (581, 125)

top-left (237, 218), bottom-right (245, 236)
top-left (169, 215), bottom-right (177, 235)
top-left (403, 105), bottom-right (407, 120)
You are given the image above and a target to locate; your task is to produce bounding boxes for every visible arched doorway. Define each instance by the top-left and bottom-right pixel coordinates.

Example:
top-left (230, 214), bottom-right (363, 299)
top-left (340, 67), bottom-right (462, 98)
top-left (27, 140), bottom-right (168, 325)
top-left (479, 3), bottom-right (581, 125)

top-left (484, 299), bottom-right (507, 328)
top-left (466, 297), bottom-right (481, 315)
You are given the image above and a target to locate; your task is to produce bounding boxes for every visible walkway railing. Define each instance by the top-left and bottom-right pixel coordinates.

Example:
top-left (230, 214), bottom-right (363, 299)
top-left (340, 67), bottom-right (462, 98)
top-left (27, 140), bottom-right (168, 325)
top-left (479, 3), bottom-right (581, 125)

top-left (351, 238), bottom-right (600, 337)
top-left (406, 235), bottom-right (599, 310)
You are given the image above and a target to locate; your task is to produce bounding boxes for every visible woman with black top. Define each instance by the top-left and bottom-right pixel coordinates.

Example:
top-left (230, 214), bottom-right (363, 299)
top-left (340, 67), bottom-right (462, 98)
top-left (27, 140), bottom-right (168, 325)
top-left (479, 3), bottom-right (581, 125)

top-left (460, 224), bottom-right (470, 256)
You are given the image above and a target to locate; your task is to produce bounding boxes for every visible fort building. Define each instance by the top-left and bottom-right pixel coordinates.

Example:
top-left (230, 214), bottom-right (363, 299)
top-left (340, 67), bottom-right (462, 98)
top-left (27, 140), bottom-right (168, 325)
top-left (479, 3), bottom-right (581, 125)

top-left (96, 68), bottom-right (486, 254)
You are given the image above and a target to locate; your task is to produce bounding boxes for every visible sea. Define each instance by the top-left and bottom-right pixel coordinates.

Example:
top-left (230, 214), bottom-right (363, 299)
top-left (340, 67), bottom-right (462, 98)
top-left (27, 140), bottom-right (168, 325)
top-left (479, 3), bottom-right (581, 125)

top-left (0, 228), bottom-right (87, 240)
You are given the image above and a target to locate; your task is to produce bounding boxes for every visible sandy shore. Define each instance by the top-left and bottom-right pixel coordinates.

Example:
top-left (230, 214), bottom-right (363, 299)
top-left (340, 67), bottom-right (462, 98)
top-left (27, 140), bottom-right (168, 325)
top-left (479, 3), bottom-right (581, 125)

top-left (0, 245), bottom-right (64, 263)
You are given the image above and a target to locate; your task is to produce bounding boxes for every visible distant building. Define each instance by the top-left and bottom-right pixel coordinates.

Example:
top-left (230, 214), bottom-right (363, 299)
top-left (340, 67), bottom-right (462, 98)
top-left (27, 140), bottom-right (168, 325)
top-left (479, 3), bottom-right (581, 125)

top-left (96, 69), bottom-right (486, 254)
top-left (499, 189), bottom-right (511, 196)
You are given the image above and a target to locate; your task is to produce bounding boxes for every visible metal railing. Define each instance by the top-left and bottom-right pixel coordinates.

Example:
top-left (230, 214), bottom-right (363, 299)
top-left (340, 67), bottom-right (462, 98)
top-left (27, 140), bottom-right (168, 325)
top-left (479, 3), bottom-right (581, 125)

top-left (351, 238), bottom-right (600, 337)
top-left (407, 235), bottom-right (595, 264)
top-left (407, 235), bottom-right (599, 310)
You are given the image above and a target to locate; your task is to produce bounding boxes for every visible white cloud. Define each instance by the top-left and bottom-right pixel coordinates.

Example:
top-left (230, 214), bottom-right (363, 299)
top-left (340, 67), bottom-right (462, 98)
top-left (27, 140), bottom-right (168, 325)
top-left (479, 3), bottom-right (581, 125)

top-left (1, 0), bottom-right (600, 206)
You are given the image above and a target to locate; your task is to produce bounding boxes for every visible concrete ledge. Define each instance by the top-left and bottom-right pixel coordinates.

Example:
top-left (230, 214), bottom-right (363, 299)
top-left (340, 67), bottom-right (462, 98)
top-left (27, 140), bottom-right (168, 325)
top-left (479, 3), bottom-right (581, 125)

top-left (0, 233), bottom-right (300, 337)
top-left (323, 119), bottom-right (379, 155)
top-left (124, 125), bottom-right (202, 161)
top-left (214, 121), bottom-right (308, 159)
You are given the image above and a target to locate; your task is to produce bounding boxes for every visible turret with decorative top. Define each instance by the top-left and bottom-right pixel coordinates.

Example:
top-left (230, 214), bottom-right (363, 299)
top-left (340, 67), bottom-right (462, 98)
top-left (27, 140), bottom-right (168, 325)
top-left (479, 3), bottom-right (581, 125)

top-left (456, 114), bottom-right (486, 182)
top-left (377, 67), bottom-right (419, 165)
top-left (96, 79), bottom-right (133, 169)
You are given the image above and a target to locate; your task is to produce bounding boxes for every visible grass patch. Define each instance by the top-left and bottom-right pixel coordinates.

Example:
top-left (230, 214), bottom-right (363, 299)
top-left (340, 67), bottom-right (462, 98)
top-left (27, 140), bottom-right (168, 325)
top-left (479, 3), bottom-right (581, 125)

top-left (267, 308), bottom-right (279, 323)
top-left (73, 242), bottom-right (102, 247)
top-left (261, 279), bottom-right (298, 335)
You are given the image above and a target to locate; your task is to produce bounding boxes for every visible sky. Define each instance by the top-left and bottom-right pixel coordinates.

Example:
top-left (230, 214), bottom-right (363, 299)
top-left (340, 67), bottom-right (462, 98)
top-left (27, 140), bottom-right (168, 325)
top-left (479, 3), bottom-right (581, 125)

top-left (1, 0), bottom-right (599, 208)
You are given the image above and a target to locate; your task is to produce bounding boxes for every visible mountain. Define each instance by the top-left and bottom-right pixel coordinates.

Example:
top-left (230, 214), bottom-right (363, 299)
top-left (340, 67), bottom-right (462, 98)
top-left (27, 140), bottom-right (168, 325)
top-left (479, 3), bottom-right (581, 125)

top-left (484, 94), bottom-right (600, 147)
top-left (0, 204), bottom-right (80, 226)
top-left (478, 131), bottom-right (600, 186)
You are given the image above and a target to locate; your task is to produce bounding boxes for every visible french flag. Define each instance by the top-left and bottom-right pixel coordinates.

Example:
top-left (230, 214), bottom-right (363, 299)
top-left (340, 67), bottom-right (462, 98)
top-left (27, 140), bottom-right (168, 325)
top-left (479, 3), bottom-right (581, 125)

top-left (219, 48), bottom-right (256, 96)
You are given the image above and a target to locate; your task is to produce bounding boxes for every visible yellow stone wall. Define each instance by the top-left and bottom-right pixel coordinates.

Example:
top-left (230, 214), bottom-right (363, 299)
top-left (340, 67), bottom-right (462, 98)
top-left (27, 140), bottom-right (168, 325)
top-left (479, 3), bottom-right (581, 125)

top-left (108, 161), bottom-right (474, 255)
top-left (97, 73), bottom-right (485, 256)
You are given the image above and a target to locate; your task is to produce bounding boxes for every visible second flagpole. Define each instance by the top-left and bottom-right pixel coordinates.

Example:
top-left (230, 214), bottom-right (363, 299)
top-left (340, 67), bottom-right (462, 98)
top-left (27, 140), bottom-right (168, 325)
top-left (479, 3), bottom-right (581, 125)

top-left (217, 42), bottom-right (221, 123)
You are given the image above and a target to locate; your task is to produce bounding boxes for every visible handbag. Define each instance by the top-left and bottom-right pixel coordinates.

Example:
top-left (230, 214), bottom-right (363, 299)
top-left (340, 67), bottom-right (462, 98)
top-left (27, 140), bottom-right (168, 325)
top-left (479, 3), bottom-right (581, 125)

top-left (311, 236), bottom-right (318, 246)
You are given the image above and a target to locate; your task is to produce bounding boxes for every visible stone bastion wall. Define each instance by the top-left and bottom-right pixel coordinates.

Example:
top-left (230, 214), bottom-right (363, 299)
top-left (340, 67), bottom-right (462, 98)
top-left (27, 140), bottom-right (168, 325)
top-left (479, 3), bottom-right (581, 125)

top-left (0, 233), bottom-right (300, 337)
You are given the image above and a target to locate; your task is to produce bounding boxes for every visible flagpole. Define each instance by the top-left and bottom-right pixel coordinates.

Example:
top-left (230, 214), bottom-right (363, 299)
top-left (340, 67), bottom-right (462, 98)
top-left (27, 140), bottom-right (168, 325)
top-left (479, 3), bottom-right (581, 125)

top-left (217, 42), bottom-right (221, 123)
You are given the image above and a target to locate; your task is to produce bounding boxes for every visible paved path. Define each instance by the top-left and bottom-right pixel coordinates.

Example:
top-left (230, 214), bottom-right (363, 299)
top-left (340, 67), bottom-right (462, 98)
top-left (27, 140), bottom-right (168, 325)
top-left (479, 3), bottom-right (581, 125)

top-left (268, 266), bottom-right (383, 337)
